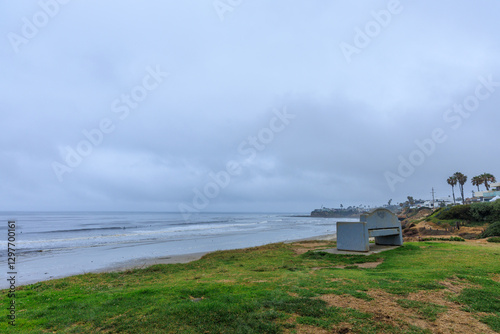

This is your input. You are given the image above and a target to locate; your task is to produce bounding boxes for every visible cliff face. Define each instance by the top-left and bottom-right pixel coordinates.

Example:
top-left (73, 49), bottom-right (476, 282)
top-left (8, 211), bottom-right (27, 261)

top-left (310, 208), bottom-right (361, 218)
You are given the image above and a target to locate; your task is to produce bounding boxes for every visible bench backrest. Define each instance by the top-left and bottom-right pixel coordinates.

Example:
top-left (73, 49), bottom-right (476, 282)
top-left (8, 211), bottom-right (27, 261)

top-left (360, 208), bottom-right (400, 230)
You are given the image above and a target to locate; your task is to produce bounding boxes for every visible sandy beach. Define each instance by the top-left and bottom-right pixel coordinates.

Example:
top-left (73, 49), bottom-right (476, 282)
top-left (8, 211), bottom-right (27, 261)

top-left (96, 233), bottom-right (338, 275)
top-left (0, 211), bottom-right (344, 289)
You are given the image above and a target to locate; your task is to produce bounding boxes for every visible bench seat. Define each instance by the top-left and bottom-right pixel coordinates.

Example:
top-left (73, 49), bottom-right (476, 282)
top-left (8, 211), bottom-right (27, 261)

top-left (369, 228), bottom-right (400, 237)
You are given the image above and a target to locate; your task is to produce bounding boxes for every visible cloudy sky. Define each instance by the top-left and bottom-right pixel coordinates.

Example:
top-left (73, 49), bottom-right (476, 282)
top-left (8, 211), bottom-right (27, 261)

top-left (1, 0), bottom-right (499, 213)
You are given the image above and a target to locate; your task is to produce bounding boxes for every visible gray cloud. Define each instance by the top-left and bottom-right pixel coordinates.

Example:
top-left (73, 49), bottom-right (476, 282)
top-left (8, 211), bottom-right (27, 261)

top-left (1, 1), bottom-right (499, 212)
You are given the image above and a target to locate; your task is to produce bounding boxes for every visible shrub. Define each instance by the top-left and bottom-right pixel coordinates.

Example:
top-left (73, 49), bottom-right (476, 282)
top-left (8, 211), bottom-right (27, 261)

top-left (432, 202), bottom-right (500, 223)
top-left (491, 200), bottom-right (500, 221)
top-left (434, 205), bottom-right (473, 221)
top-left (480, 222), bottom-right (500, 238)
top-left (470, 201), bottom-right (500, 222)
top-left (421, 237), bottom-right (465, 242)
top-left (470, 202), bottom-right (493, 222)
top-left (432, 207), bottom-right (444, 216)
top-left (487, 237), bottom-right (500, 243)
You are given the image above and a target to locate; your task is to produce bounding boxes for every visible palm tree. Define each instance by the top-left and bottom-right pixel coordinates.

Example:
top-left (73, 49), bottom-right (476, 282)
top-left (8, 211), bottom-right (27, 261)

top-left (480, 173), bottom-right (496, 191)
top-left (453, 172), bottom-right (467, 204)
top-left (471, 175), bottom-right (484, 191)
top-left (447, 176), bottom-right (457, 204)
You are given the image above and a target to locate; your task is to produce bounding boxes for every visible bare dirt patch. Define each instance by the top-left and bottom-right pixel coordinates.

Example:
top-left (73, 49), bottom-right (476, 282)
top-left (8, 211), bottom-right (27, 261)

top-left (466, 237), bottom-right (490, 244)
top-left (406, 288), bottom-right (495, 334)
top-left (326, 278), bottom-right (343, 283)
top-left (333, 260), bottom-right (384, 270)
top-left (319, 284), bottom-right (497, 334)
top-left (399, 207), bottom-right (433, 222)
top-left (489, 273), bottom-right (500, 283)
top-left (460, 225), bottom-right (486, 234)
top-left (405, 222), bottom-right (489, 241)
top-left (285, 324), bottom-right (332, 334)
top-left (291, 241), bottom-right (334, 255)
top-left (438, 280), bottom-right (464, 295)
top-left (320, 290), bottom-right (426, 329)
top-left (282, 314), bottom-right (334, 334)
top-left (215, 279), bottom-right (235, 283)
top-left (311, 260), bottom-right (384, 271)
top-left (355, 260), bottom-right (384, 269)
top-left (415, 221), bottom-right (444, 230)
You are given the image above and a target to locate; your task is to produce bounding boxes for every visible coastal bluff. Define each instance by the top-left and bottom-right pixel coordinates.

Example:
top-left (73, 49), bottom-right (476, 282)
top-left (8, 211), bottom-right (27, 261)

top-left (311, 207), bottom-right (361, 218)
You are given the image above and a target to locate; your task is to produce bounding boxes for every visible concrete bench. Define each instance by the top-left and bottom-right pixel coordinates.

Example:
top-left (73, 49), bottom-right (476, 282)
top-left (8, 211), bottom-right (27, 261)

top-left (336, 208), bottom-right (403, 252)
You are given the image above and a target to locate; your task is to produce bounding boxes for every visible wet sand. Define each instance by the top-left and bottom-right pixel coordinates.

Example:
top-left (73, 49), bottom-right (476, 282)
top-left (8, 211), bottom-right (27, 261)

top-left (3, 233), bottom-right (337, 289)
top-left (98, 233), bottom-right (337, 274)
top-left (96, 251), bottom-right (210, 273)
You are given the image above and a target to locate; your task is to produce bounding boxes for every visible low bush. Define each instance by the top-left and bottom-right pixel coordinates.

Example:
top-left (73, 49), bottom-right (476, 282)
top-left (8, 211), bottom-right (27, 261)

top-left (487, 237), bottom-right (500, 243)
top-left (480, 222), bottom-right (500, 238)
top-left (492, 200), bottom-right (500, 221)
top-left (433, 205), bottom-right (473, 221)
top-left (431, 201), bottom-right (500, 224)
top-left (470, 201), bottom-right (500, 222)
top-left (420, 237), bottom-right (465, 242)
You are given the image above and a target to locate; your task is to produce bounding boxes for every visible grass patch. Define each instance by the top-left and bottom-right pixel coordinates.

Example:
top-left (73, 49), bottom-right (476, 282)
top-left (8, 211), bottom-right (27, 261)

top-left (1, 241), bottom-right (499, 333)
top-left (456, 288), bottom-right (500, 313)
top-left (301, 250), bottom-right (381, 264)
top-left (397, 299), bottom-right (447, 321)
top-left (480, 313), bottom-right (500, 332)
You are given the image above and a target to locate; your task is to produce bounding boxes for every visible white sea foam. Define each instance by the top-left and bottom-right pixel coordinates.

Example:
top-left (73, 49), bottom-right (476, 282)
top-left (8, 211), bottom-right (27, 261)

top-left (0, 212), bottom-right (346, 288)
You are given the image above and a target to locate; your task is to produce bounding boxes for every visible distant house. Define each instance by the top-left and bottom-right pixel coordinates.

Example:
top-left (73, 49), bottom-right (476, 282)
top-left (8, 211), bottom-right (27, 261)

top-left (474, 182), bottom-right (500, 202)
top-left (418, 196), bottom-right (454, 208)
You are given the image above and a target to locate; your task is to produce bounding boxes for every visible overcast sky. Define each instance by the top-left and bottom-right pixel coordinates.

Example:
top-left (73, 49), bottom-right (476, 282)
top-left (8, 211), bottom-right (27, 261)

top-left (1, 0), bottom-right (499, 213)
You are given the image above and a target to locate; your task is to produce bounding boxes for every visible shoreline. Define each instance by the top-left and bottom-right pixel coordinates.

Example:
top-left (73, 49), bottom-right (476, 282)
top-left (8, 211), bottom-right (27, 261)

top-left (1, 212), bottom-right (345, 289)
top-left (6, 233), bottom-right (337, 289)
top-left (81, 233), bottom-right (337, 276)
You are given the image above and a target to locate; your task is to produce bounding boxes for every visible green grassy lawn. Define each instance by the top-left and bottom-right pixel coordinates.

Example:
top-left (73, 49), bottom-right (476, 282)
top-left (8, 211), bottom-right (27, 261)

top-left (2, 241), bottom-right (500, 333)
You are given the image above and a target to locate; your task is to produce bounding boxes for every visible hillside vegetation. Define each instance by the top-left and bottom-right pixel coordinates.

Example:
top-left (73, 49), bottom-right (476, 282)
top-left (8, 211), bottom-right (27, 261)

top-left (401, 201), bottom-right (500, 241)
top-left (431, 200), bottom-right (500, 224)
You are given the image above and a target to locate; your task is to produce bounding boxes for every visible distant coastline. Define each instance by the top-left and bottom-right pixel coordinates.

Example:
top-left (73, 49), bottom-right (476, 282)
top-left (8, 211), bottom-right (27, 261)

top-left (290, 214), bottom-right (360, 218)
top-left (310, 207), bottom-right (362, 218)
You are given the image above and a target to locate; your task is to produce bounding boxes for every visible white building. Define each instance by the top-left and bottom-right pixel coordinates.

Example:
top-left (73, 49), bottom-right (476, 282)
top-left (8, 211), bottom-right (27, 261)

top-left (474, 182), bottom-right (500, 202)
top-left (418, 196), bottom-right (455, 208)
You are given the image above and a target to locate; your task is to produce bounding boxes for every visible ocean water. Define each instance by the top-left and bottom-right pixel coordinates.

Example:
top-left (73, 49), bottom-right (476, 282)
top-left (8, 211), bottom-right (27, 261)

top-left (0, 212), bottom-right (349, 288)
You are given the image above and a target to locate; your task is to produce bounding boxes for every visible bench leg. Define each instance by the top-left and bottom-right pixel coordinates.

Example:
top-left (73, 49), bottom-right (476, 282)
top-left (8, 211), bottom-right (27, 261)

top-left (337, 222), bottom-right (370, 252)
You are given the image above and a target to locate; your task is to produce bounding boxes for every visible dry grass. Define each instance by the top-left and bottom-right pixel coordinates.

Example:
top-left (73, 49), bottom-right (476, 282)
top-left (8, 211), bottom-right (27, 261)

top-left (319, 284), bottom-right (497, 334)
top-left (291, 241), bottom-right (335, 255)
